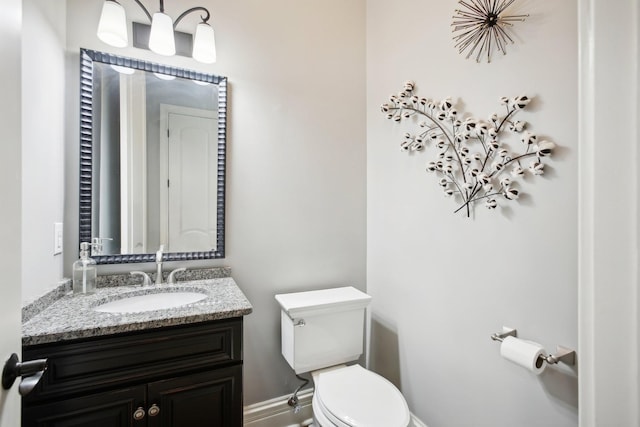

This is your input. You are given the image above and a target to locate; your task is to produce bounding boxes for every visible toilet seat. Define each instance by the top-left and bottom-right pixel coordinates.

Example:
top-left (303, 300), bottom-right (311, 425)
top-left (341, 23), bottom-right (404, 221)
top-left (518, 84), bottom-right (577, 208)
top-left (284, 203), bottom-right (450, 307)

top-left (313, 365), bottom-right (410, 427)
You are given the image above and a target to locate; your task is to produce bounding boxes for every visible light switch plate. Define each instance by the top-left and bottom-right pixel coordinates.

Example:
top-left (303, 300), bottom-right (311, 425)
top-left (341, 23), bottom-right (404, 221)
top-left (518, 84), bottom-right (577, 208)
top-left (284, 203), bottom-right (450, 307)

top-left (54, 222), bottom-right (63, 255)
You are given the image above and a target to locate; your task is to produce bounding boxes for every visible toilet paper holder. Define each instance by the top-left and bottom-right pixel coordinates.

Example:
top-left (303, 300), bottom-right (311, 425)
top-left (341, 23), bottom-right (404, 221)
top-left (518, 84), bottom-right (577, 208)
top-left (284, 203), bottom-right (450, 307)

top-left (490, 328), bottom-right (576, 366)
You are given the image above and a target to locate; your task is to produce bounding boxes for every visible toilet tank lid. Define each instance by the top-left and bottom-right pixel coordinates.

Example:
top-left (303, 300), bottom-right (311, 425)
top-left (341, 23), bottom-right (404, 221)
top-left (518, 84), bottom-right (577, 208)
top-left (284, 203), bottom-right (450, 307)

top-left (275, 287), bottom-right (371, 319)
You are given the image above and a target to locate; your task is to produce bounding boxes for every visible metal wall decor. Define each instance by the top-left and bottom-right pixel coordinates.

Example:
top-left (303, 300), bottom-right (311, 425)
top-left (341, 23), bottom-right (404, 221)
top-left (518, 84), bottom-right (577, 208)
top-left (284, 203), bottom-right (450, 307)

top-left (381, 81), bottom-right (556, 217)
top-left (452, 0), bottom-right (528, 63)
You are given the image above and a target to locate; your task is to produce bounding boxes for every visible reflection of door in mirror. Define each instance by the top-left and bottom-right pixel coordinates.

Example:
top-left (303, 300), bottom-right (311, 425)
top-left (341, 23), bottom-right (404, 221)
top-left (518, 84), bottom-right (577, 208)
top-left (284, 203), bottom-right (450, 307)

top-left (159, 105), bottom-right (218, 253)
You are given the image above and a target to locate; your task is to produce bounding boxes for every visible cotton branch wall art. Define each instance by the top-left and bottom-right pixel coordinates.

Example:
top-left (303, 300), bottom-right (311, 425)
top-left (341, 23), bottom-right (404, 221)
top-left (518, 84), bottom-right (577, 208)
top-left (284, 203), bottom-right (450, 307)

top-left (381, 81), bottom-right (556, 217)
top-left (452, 0), bottom-right (528, 63)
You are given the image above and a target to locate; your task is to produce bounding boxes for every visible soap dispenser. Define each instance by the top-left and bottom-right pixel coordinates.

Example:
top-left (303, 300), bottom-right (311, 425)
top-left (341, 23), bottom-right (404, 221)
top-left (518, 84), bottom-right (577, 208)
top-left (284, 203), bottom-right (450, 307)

top-left (72, 242), bottom-right (97, 294)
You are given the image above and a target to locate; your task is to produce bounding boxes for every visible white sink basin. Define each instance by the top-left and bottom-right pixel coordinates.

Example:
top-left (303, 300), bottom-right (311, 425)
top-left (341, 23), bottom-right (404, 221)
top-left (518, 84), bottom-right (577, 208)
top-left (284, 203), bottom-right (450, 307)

top-left (94, 291), bottom-right (208, 313)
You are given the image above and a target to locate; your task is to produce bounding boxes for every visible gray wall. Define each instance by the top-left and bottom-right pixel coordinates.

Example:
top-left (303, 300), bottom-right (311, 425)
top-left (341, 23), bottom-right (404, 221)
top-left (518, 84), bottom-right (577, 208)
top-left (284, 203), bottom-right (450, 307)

top-left (366, 1), bottom-right (578, 426)
top-left (21, 0), bottom-right (67, 304)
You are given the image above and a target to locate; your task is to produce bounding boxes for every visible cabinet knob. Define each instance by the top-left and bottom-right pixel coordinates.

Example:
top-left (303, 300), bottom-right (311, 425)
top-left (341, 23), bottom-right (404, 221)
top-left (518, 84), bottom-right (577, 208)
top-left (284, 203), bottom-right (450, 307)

top-left (133, 407), bottom-right (146, 421)
top-left (148, 404), bottom-right (160, 417)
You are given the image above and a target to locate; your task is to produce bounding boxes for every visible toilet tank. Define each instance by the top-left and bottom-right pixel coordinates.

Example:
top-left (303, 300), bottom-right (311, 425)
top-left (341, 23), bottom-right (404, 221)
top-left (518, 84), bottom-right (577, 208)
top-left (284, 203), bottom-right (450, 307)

top-left (275, 287), bottom-right (372, 374)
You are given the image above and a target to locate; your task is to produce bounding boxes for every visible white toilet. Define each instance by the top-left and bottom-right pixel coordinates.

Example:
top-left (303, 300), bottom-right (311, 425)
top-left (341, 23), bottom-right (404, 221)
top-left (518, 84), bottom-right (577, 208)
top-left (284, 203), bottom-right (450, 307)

top-left (275, 287), bottom-right (410, 427)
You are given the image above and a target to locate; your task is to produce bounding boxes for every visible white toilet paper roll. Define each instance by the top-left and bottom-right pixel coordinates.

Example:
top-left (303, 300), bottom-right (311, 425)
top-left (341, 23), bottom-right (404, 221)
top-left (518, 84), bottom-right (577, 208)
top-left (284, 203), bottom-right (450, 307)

top-left (499, 336), bottom-right (546, 375)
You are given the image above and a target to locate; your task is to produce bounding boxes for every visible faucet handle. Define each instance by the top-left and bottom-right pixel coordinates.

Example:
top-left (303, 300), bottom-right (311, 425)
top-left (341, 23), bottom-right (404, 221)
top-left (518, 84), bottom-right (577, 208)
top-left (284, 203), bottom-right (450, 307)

top-left (130, 271), bottom-right (152, 287)
top-left (167, 268), bottom-right (187, 284)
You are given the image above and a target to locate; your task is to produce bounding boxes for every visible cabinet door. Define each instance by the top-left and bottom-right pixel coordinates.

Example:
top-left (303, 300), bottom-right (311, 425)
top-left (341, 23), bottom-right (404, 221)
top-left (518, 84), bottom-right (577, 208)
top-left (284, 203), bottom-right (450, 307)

top-left (146, 365), bottom-right (242, 427)
top-left (22, 386), bottom-right (146, 427)
top-left (23, 319), bottom-right (242, 405)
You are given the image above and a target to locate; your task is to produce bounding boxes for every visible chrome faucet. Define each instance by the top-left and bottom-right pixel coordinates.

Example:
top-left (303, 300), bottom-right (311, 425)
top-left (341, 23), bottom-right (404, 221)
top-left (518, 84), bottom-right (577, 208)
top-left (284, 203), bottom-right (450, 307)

top-left (155, 245), bottom-right (164, 285)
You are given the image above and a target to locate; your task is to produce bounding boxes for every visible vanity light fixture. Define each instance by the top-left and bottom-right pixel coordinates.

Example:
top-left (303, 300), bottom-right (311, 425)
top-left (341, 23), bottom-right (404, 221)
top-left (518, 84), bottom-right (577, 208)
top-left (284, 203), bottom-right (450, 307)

top-left (97, 0), bottom-right (217, 64)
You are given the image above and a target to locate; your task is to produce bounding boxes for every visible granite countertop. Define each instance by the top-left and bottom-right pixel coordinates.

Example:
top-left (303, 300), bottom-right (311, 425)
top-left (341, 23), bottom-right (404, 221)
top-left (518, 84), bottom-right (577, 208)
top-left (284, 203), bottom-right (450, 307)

top-left (23, 275), bottom-right (252, 346)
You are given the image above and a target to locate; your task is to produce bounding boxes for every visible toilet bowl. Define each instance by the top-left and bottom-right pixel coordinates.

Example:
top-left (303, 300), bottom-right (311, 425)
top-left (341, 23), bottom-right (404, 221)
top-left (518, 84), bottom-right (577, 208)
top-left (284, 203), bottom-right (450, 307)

top-left (311, 365), bottom-right (410, 427)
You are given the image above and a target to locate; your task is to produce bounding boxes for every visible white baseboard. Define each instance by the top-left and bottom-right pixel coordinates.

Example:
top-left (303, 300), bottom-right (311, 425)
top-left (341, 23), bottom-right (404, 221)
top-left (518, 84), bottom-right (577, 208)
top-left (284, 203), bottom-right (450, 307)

top-left (243, 389), bottom-right (427, 427)
top-left (244, 389), bottom-right (314, 427)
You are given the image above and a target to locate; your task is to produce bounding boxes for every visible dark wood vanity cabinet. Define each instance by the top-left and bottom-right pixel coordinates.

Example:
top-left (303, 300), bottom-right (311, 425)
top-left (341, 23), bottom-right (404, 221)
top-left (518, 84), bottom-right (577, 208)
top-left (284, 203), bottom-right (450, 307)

top-left (22, 318), bottom-right (243, 427)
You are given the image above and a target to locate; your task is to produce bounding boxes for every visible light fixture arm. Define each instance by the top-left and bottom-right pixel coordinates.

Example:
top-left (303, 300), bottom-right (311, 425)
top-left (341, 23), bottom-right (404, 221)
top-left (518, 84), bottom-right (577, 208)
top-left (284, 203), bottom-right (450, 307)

top-left (130, 0), bottom-right (152, 22)
top-left (174, 6), bottom-right (211, 27)
top-left (109, 1), bottom-right (210, 27)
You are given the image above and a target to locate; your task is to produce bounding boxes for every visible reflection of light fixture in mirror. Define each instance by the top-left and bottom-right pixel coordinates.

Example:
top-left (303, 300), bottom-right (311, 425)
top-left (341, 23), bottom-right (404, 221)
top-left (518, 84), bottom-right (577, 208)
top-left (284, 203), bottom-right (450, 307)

top-left (97, 0), bottom-right (217, 63)
top-left (110, 64), bottom-right (136, 74)
top-left (193, 80), bottom-right (211, 86)
top-left (153, 72), bottom-right (176, 81)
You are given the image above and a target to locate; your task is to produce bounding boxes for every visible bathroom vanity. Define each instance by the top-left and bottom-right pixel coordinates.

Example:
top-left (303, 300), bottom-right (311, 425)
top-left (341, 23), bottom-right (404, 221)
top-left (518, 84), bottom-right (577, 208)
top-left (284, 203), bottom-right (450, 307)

top-left (23, 319), bottom-right (242, 426)
top-left (21, 273), bottom-right (252, 427)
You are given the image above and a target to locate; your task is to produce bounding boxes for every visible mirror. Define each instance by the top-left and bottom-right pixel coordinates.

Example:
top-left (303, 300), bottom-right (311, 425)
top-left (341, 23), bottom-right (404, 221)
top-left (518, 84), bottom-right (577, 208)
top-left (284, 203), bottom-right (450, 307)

top-left (79, 49), bottom-right (227, 264)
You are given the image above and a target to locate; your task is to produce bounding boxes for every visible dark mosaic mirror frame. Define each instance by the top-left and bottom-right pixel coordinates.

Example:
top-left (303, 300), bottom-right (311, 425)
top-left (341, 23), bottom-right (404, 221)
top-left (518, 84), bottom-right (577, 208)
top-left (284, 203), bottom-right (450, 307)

top-left (79, 48), bottom-right (227, 264)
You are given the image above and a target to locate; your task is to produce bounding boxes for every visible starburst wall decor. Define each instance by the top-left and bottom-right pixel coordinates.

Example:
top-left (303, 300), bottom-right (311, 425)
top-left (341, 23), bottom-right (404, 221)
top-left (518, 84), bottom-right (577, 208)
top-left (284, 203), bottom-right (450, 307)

top-left (452, 0), bottom-right (528, 63)
top-left (381, 81), bottom-right (557, 217)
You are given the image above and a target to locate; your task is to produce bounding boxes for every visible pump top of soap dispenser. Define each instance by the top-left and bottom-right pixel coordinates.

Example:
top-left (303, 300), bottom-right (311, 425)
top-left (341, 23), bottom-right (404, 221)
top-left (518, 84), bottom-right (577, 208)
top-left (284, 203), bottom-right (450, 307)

top-left (79, 242), bottom-right (91, 258)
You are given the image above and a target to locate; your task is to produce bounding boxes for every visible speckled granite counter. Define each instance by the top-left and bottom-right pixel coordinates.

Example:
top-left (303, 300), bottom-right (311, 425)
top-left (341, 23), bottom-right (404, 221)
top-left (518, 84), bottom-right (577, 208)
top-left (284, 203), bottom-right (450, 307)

top-left (23, 275), bottom-right (252, 346)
